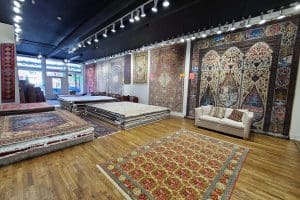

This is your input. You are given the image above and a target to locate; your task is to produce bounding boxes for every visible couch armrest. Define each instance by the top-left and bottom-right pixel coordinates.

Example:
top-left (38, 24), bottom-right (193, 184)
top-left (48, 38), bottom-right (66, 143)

top-left (195, 107), bottom-right (203, 121)
top-left (243, 112), bottom-right (254, 138)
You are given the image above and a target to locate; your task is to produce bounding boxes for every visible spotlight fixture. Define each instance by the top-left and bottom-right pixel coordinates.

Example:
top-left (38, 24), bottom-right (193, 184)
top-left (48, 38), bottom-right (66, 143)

top-left (13, 6), bottom-right (21, 13)
top-left (191, 36), bottom-right (196, 40)
top-left (201, 32), bottom-right (207, 38)
top-left (77, 43), bottom-right (82, 48)
top-left (295, 3), bottom-right (300, 10)
top-left (87, 40), bottom-right (92, 45)
top-left (14, 23), bottom-right (20, 28)
top-left (13, 1), bottom-right (21, 8)
top-left (94, 35), bottom-right (99, 43)
top-left (103, 29), bottom-right (108, 37)
top-left (13, 15), bottom-right (22, 23)
top-left (180, 38), bottom-right (185, 43)
top-left (37, 53), bottom-right (43, 59)
top-left (277, 7), bottom-right (286, 19)
top-left (259, 12), bottom-right (267, 24)
top-left (120, 18), bottom-right (125, 28)
top-left (129, 12), bottom-right (135, 23)
top-left (111, 24), bottom-right (116, 33)
top-left (15, 27), bottom-right (22, 33)
top-left (245, 16), bottom-right (252, 28)
top-left (230, 20), bottom-right (236, 31)
top-left (141, 6), bottom-right (146, 18)
top-left (134, 9), bottom-right (140, 21)
top-left (217, 24), bottom-right (222, 34)
top-left (163, 0), bottom-right (170, 8)
top-left (152, 0), bottom-right (158, 12)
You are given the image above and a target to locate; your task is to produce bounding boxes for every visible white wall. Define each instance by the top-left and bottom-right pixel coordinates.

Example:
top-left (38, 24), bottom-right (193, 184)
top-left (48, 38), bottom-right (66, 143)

top-left (290, 56), bottom-right (300, 141)
top-left (0, 22), bottom-right (19, 104)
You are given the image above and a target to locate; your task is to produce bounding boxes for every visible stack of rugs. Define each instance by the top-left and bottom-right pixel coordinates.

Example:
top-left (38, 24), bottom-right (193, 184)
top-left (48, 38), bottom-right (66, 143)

top-left (0, 102), bottom-right (55, 116)
top-left (0, 110), bottom-right (94, 166)
top-left (19, 80), bottom-right (46, 103)
top-left (86, 102), bottom-right (170, 129)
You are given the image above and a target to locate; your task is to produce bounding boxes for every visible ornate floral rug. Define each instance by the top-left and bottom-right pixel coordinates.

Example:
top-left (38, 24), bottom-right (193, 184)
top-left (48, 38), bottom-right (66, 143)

top-left (97, 129), bottom-right (248, 200)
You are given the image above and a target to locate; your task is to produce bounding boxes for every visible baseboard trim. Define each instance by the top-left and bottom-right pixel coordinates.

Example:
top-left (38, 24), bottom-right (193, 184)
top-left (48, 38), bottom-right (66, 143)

top-left (290, 134), bottom-right (300, 141)
top-left (171, 111), bottom-right (184, 117)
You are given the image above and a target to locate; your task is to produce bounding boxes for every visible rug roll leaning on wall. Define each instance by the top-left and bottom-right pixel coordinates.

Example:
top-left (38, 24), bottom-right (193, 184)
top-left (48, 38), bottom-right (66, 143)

top-left (85, 63), bottom-right (96, 94)
top-left (187, 16), bottom-right (300, 137)
top-left (149, 44), bottom-right (186, 112)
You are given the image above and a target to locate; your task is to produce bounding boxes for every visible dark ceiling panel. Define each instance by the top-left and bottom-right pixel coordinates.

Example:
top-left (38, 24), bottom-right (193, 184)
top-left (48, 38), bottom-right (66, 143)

top-left (0, 0), bottom-right (296, 62)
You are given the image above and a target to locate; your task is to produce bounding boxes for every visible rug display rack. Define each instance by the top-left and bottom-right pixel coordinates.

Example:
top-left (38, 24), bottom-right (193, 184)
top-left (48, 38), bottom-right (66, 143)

top-left (0, 110), bottom-right (94, 166)
top-left (86, 102), bottom-right (170, 129)
top-left (58, 95), bottom-right (117, 112)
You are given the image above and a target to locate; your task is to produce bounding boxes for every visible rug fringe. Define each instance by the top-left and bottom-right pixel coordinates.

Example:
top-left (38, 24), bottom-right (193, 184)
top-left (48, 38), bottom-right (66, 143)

top-left (96, 164), bottom-right (132, 200)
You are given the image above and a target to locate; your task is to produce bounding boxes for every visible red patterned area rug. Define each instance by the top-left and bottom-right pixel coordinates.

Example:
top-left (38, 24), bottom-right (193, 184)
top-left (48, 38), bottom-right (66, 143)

top-left (97, 129), bottom-right (249, 200)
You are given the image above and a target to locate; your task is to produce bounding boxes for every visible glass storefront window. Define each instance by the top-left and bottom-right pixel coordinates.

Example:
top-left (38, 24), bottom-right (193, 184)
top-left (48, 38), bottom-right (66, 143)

top-left (17, 56), bottom-right (42, 68)
top-left (18, 70), bottom-right (43, 88)
top-left (46, 59), bottom-right (66, 70)
top-left (67, 63), bottom-right (82, 72)
top-left (68, 74), bottom-right (82, 93)
top-left (46, 71), bottom-right (65, 77)
top-left (52, 78), bottom-right (62, 95)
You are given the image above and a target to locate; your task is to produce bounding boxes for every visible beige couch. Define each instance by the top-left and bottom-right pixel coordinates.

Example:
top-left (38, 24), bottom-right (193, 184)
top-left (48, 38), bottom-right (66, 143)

top-left (195, 105), bottom-right (254, 139)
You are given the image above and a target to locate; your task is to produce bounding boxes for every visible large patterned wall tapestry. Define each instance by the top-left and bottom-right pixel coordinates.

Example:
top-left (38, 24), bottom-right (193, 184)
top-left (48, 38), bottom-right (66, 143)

top-left (133, 51), bottom-right (148, 84)
top-left (149, 44), bottom-right (186, 112)
top-left (85, 63), bottom-right (96, 93)
top-left (124, 55), bottom-right (131, 84)
top-left (187, 17), bottom-right (300, 137)
top-left (1, 43), bottom-right (16, 103)
top-left (95, 56), bottom-right (126, 95)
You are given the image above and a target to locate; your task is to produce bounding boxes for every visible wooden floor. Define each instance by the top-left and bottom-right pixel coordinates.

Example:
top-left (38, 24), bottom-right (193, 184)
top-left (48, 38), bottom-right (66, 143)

top-left (0, 117), bottom-right (299, 200)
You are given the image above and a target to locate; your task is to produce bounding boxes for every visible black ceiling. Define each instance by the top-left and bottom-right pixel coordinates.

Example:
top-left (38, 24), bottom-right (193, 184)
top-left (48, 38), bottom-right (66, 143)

top-left (0, 0), bottom-right (296, 62)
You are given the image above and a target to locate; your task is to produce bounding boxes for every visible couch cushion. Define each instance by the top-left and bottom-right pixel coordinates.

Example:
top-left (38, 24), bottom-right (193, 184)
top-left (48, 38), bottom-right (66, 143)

top-left (199, 115), bottom-right (222, 123)
top-left (228, 109), bottom-right (244, 122)
top-left (202, 105), bottom-right (213, 115)
top-left (210, 107), bottom-right (225, 118)
top-left (220, 118), bottom-right (245, 129)
top-left (224, 108), bottom-right (233, 118)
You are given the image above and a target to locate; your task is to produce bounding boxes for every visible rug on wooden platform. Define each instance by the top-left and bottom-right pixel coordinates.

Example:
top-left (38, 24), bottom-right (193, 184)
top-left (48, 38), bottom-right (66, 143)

top-left (97, 129), bottom-right (248, 200)
top-left (81, 115), bottom-right (119, 138)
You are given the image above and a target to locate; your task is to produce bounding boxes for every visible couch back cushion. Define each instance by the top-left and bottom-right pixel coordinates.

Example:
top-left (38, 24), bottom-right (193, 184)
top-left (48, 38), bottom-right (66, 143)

top-left (228, 109), bottom-right (244, 122)
top-left (224, 108), bottom-right (233, 118)
top-left (201, 105), bottom-right (212, 115)
top-left (210, 107), bottom-right (226, 118)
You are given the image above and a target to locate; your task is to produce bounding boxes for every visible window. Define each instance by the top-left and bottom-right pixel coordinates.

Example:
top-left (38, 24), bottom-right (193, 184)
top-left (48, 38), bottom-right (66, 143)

top-left (17, 56), bottom-right (42, 69)
top-left (68, 73), bottom-right (82, 93)
top-left (52, 78), bottom-right (62, 95)
top-left (46, 59), bottom-right (66, 70)
top-left (67, 63), bottom-right (82, 72)
top-left (46, 71), bottom-right (65, 77)
top-left (18, 70), bottom-right (43, 88)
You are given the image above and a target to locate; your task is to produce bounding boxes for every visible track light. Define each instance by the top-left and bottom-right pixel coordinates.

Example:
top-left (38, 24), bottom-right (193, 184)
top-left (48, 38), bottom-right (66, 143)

top-left (277, 7), bottom-right (286, 20)
top-left (37, 53), bottom-right (43, 59)
top-left (152, 0), bottom-right (158, 12)
top-left (14, 23), bottom-right (20, 28)
top-left (103, 29), bottom-right (108, 37)
top-left (295, 3), bottom-right (300, 10)
top-left (180, 38), bottom-right (185, 43)
top-left (120, 18), bottom-right (125, 28)
top-left (129, 12), bottom-right (135, 23)
top-left (111, 24), bottom-right (116, 33)
top-left (259, 12), bottom-right (267, 24)
top-left (13, 15), bottom-right (22, 23)
top-left (245, 16), bottom-right (252, 28)
top-left (94, 35), bottom-right (99, 43)
top-left (15, 27), bottom-right (22, 33)
top-left (77, 43), bottom-right (82, 48)
top-left (217, 24), bottom-right (222, 34)
top-left (13, 7), bottom-right (21, 13)
top-left (87, 40), bottom-right (92, 45)
top-left (135, 9), bottom-right (140, 21)
top-left (201, 32), bottom-right (207, 38)
top-left (141, 6), bottom-right (146, 18)
top-left (163, 0), bottom-right (170, 8)
top-left (13, 1), bottom-right (21, 8)
top-left (230, 20), bottom-right (236, 31)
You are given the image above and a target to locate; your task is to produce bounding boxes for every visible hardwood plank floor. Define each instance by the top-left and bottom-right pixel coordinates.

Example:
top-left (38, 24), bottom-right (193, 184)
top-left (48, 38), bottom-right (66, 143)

top-left (0, 117), bottom-right (299, 200)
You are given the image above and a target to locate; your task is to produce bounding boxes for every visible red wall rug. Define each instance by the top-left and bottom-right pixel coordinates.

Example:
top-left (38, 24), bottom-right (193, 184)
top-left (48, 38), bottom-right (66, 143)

top-left (97, 129), bottom-right (249, 200)
top-left (1, 43), bottom-right (15, 103)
